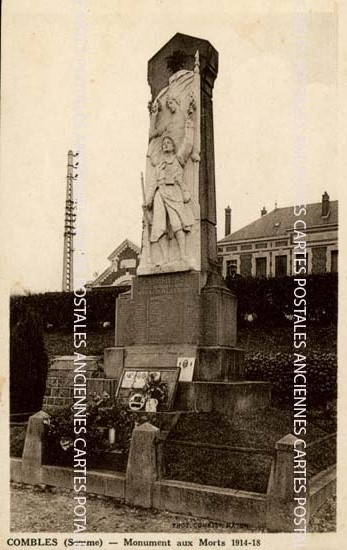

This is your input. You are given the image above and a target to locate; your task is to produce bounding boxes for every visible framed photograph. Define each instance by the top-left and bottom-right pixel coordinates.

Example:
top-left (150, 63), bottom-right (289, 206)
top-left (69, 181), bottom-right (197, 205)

top-left (116, 367), bottom-right (180, 412)
top-left (177, 357), bottom-right (196, 382)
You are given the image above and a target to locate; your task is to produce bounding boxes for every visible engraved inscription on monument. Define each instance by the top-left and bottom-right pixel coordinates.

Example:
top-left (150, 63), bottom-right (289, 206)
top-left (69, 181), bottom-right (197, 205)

top-left (134, 271), bottom-right (199, 296)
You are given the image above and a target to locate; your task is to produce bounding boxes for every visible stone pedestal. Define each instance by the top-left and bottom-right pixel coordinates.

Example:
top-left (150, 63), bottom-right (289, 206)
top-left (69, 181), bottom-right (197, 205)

top-left (105, 270), bottom-right (244, 389)
top-left (126, 423), bottom-right (160, 508)
top-left (266, 435), bottom-right (309, 532)
top-left (21, 411), bottom-right (50, 485)
top-left (105, 270), bottom-right (271, 414)
top-left (116, 272), bottom-right (236, 348)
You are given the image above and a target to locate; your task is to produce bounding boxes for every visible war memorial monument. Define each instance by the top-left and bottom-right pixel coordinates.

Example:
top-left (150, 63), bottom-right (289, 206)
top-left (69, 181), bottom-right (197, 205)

top-left (104, 33), bottom-right (271, 416)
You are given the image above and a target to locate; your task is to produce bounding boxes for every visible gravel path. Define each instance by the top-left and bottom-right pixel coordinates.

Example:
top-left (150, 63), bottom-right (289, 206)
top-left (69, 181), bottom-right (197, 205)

top-left (10, 483), bottom-right (335, 533)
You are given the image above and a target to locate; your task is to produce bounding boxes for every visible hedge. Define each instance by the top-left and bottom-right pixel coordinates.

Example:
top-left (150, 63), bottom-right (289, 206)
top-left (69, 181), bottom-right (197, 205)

top-left (244, 351), bottom-right (337, 408)
top-left (10, 286), bottom-right (129, 332)
top-left (10, 273), bottom-right (337, 333)
top-left (226, 272), bottom-right (337, 327)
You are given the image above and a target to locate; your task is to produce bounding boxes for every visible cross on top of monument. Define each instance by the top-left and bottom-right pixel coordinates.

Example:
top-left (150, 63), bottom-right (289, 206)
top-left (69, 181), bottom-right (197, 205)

top-left (148, 33), bottom-right (218, 98)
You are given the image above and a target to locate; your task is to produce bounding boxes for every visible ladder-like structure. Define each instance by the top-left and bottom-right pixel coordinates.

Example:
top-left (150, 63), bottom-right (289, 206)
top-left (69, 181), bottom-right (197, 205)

top-left (62, 150), bottom-right (78, 291)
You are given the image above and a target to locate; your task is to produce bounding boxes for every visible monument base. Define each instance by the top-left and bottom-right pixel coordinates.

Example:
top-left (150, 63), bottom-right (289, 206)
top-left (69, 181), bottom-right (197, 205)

top-left (108, 271), bottom-right (270, 417)
top-left (115, 272), bottom-right (237, 349)
top-left (104, 344), bottom-right (270, 417)
top-left (176, 381), bottom-right (271, 419)
top-left (104, 344), bottom-right (244, 382)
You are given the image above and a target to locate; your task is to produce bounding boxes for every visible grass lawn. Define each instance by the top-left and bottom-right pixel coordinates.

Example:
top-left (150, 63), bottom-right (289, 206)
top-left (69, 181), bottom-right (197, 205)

top-left (164, 408), bottom-right (336, 493)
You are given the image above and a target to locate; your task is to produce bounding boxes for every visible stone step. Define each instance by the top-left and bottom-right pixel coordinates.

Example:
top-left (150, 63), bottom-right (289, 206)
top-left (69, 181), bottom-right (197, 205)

top-left (104, 344), bottom-right (245, 382)
top-left (175, 381), bottom-right (271, 419)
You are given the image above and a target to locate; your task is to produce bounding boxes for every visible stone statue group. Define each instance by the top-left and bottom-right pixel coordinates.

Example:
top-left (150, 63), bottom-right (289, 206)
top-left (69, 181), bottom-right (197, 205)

top-left (139, 70), bottom-right (199, 273)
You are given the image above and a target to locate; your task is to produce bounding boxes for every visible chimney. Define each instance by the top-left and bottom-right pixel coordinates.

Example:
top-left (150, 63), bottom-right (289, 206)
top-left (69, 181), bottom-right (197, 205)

top-left (225, 205), bottom-right (231, 236)
top-left (322, 191), bottom-right (330, 216)
top-left (261, 206), bottom-right (267, 217)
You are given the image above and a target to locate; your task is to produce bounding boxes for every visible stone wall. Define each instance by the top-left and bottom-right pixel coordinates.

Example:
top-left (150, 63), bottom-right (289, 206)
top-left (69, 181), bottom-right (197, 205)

top-left (13, 415), bottom-right (336, 532)
top-left (43, 356), bottom-right (115, 410)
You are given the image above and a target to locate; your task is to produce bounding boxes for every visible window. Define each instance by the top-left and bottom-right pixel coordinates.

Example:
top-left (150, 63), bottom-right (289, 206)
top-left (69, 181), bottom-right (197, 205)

top-left (240, 254), bottom-right (252, 277)
top-left (331, 250), bottom-right (338, 273)
top-left (120, 258), bottom-right (136, 269)
top-left (255, 257), bottom-right (267, 278)
top-left (275, 255), bottom-right (287, 277)
top-left (312, 247), bottom-right (327, 274)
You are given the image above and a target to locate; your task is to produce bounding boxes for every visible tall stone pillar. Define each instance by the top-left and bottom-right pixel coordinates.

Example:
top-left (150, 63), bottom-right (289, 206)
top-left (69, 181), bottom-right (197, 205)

top-left (147, 33), bottom-right (219, 276)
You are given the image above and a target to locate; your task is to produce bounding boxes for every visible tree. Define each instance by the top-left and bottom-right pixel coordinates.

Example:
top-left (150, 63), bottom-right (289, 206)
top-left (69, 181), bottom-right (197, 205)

top-left (10, 307), bottom-right (48, 416)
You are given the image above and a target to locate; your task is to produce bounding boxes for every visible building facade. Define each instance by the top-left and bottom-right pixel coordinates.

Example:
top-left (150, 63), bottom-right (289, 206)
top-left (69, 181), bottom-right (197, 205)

top-left (87, 239), bottom-right (140, 289)
top-left (218, 193), bottom-right (338, 278)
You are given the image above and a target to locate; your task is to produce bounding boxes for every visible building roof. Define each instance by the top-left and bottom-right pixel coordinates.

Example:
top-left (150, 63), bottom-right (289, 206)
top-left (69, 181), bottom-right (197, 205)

top-left (219, 200), bottom-right (338, 244)
top-left (108, 239), bottom-right (140, 261)
top-left (87, 238), bottom-right (140, 288)
top-left (96, 271), bottom-right (134, 287)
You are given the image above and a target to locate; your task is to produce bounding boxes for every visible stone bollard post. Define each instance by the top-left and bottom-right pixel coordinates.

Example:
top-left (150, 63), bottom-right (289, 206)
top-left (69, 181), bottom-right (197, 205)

top-left (266, 434), bottom-right (309, 532)
top-left (125, 422), bottom-right (160, 508)
top-left (21, 410), bottom-right (50, 485)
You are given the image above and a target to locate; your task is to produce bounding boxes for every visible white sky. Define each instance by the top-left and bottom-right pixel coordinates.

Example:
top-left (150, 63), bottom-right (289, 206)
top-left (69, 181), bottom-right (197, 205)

top-left (1, 0), bottom-right (339, 293)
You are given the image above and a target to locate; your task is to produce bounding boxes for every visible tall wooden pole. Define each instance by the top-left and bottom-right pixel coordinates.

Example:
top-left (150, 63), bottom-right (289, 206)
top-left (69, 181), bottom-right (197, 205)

top-left (62, 150), bottom-right (78, 291)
